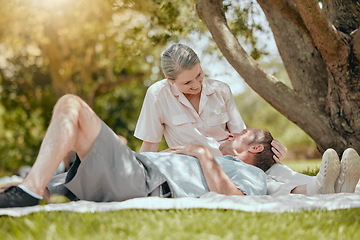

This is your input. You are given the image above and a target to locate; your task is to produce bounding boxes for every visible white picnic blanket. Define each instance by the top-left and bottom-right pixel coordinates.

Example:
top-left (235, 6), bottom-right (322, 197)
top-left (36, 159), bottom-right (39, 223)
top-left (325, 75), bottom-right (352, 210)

top-left (1, 175), bottom-right (360, 217)
top-left (1, 192), bottom-right (360, 217)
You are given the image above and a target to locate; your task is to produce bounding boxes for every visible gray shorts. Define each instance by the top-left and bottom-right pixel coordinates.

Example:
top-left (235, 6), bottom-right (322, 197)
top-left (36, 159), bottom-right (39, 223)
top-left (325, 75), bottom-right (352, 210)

top-left (49, 121), bottom-right (167, 202)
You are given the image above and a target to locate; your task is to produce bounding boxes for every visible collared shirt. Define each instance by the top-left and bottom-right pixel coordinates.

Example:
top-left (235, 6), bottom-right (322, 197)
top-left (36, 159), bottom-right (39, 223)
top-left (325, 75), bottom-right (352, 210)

top-left (134, 79), bottom-right (246, 156)
top-left (141, 152), bottom-right (267, 197)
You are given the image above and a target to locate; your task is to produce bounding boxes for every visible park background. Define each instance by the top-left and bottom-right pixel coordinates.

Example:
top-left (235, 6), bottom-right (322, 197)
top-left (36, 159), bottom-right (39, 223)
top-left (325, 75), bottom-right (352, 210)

top-left (0, 0), bottom-right (320, 175)
top-left (2, 1), bottom-right (360, 239)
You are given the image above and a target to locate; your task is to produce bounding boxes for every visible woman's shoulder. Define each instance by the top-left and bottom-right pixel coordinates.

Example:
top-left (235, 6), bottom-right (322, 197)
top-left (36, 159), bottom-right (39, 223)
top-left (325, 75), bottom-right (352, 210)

top-left (206, 79), bottom-right (231, 88)
top-left (146, 79), bottom-right (170, 95)
top-left (205, 79), bottom-right (232, 94)
top-left (148, 79), bottom-right (168, 89)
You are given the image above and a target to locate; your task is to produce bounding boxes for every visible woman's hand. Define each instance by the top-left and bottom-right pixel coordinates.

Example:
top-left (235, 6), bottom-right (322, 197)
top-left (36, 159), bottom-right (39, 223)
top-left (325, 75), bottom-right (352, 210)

top-left (271, 139), bottom-right (287, 163)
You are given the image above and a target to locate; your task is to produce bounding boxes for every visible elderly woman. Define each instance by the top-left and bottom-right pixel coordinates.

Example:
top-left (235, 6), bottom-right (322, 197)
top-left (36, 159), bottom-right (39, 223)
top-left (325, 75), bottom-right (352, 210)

top-left (135, 43), bottom-right (249, 156)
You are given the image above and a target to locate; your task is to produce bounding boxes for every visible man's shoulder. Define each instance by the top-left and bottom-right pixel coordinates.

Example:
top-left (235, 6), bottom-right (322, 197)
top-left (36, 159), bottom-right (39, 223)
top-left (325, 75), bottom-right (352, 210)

top-left (218, 155), bottom-right (265, 173)
top-left (216, 155), bottom-right (243, 163)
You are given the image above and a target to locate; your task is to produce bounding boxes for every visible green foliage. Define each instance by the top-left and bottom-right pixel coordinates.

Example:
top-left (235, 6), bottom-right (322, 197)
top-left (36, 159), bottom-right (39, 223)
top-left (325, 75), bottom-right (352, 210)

top-left (93, 80), bottom-right (168, 152)
top-left (0, 104), bottom-right (45, 172)
top-left (94, 81), bottom-right (149, 152)
top-left (223, 0), bottom-right (269, 60)
top-left (0, 0), bottom-right (200, 98)
top-left (0, 0), bottom-right (198, 171)
top-left (1, 208), bottom-right (360, 240)
top-left (93, 81), bottom-right (146, 147)
top-left (0, 73), bottom-right (57, 171)
top-left (0, 0), bottom-right (310, 171)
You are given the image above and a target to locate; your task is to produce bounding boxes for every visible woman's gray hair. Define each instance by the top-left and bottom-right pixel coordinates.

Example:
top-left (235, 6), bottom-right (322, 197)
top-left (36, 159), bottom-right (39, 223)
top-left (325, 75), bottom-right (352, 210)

top-left (161, 44), bottom-right (200, 80)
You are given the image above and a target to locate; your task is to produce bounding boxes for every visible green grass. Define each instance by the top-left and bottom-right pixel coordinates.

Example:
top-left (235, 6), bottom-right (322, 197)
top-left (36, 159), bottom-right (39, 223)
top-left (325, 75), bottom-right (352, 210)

top-left (1, 208), bottom-right (360, 240)
top-left (283, 159), bottom-right (321, 176)
top-left (2, 160), bottom-right (359, 240)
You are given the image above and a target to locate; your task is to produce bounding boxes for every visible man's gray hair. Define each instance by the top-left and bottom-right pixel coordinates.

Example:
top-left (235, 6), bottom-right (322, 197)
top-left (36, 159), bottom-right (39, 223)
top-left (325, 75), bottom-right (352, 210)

top-left (161, 44), bottom-right (200, 80)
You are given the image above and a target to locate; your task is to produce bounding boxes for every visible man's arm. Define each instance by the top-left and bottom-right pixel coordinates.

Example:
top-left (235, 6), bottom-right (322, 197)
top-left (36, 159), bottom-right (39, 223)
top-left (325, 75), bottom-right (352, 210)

top-left (163, 144), bottom-right (245, 196)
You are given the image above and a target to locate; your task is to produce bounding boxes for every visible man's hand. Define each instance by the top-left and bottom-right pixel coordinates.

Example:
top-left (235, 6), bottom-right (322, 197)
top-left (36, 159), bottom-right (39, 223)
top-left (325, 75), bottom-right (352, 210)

top-left (271, 139), bottom-right (287, 163)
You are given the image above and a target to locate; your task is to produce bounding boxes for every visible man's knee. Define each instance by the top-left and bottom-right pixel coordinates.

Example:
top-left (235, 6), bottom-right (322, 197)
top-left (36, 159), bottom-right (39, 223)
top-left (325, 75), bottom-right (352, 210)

top-left (56, 94), bottom-right (83, 106)
top-left (53, 94), bottom-right (84, 121)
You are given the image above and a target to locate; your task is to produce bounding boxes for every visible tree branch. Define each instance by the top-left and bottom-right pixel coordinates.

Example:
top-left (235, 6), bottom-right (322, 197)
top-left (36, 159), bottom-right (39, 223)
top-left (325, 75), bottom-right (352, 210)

top-left (293, 0), bottom-right (349, 63)
top-left (263, 0), bottom-right (312, 42)
top-left (196, 0), bottom-right (339, 149)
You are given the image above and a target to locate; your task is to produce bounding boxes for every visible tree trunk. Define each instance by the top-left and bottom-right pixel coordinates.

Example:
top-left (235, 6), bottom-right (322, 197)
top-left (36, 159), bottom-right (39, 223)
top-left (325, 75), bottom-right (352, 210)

top-left (258, 0), bottom-right (328, 113)
top-left (196, 0), bottom-right (360, 154)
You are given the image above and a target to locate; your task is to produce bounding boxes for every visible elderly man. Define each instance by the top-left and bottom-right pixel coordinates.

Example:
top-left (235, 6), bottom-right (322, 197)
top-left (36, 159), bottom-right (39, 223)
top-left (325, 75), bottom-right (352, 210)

top-left (0, 94), bottom-right (277, 208)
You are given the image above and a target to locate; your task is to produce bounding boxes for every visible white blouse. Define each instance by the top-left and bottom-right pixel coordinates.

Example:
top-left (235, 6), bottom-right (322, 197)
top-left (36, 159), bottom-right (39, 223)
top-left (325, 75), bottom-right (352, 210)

top-left (134, 79), bottom-right (246, 156)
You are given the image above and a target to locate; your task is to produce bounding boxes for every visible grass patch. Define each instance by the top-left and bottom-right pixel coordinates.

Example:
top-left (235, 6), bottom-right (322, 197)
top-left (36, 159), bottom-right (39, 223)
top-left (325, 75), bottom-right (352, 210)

top-left (282, 159), bottom-right (321, 176)
top-left (1, 208), bottom-right (360, 240)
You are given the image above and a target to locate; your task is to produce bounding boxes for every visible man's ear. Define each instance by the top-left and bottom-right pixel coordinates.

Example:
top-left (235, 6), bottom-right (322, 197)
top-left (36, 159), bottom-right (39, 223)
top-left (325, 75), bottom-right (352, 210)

top-left (249, 144), bottom-right (264, 154)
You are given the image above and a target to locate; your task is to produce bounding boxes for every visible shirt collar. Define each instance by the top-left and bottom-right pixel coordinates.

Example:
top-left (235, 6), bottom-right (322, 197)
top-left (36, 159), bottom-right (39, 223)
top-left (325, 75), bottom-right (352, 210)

top-left (202, 78), bottom-right (215, 96)
top-left (168, 80), bottom-right (181, 97)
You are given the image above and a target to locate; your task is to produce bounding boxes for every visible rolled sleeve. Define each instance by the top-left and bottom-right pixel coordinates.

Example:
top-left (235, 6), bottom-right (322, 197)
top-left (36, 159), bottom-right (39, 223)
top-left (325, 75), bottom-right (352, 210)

top-left (134, 89), bottom-right (164, 143)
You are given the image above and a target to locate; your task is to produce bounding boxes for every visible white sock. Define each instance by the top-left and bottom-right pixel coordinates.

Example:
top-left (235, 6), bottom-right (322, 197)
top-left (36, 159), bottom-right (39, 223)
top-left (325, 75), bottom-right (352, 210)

top-left (18, 185), bottom-right (43, 199)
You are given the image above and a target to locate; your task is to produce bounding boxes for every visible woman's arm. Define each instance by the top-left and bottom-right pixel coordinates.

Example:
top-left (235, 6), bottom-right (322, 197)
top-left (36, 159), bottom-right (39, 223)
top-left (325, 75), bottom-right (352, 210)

top-left (140, 141), bottom-right (159, 152)
top-left (134, 86), bottom-right (164, 147)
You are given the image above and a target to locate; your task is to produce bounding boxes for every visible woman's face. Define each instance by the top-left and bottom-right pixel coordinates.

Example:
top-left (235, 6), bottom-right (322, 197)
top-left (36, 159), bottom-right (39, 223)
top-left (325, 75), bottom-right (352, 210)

top-left (170, 63), bottom-right (204, 95)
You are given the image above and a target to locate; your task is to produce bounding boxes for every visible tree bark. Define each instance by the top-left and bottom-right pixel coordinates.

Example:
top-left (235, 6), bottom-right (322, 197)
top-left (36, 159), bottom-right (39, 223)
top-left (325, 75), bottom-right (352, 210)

top-left (323, 0), bottom-right (360, 34)
top-left (352, 29), bottom-right (360, 61)
top-left (258, 0), bottom-right (328, 112)
top-left (294, 0), bottom-right (349, 64)
top-left (264, 0), bottom-right (312, 42)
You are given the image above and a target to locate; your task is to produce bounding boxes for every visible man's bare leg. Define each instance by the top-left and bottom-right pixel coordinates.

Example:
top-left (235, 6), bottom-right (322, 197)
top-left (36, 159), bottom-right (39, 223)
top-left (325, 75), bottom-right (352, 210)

top-left (291, 185), bottom-right (307, 194)
top-left (20, 94), bottom-right (102, 197)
